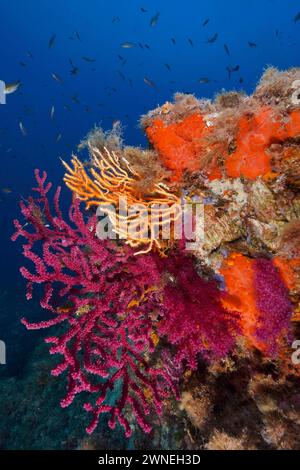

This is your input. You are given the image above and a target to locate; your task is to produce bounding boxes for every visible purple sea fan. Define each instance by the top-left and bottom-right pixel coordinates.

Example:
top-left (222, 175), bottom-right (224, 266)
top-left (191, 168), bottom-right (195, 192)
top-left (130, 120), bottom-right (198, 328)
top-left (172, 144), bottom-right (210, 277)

top-left (157, 255), bottom-right (240, 369)
top-left (12, 170), bottom-right (177, 437)
top-left (254, 258), bottom-right (293, 355)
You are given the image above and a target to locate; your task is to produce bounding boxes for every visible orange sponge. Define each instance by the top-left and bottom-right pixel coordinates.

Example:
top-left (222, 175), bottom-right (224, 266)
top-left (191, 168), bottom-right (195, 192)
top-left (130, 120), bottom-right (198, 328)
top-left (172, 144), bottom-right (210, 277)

top-left (225, 108), bottom-right (300, 179)
top-left (146, 106), bottom-right (300, 183)
top-left (273, 256), bottom-right (299, 291)
top-left (146, 114), bottom-right (211, 181)
top-left (220, 253), bottom-right (263, 351)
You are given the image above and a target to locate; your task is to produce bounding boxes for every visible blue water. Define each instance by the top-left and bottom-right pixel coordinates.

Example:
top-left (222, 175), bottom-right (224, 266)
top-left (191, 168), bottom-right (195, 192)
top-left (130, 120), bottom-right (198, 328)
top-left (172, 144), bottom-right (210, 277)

top-left (0, 0), bottom-right (299, 449)
top-left (1, 0), bottom-right (300, 284)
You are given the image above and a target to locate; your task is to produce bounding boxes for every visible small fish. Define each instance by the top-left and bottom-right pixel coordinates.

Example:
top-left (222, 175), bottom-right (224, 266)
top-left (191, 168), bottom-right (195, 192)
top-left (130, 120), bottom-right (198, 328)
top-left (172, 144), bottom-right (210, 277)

top-left (48, 34), bottom-right (56, 48)
top-left (188, 38), bottom-right (194, 47)
top-left (51, 72), bottom-right (64, 84)
top-left (82, 56), bottom-right (96, 62)
top-left (224, 43), bottom-right (230, 56)
top-left (226, 65), bottom-right (240, 79)
top-left (56, 133), bottom-right (62, 142)
top-left (19, 121), bottom-right (27, 136)
top-left (56, 303), bottom-right (73, 314)
top-left (239, 77), bottom-right (244, 84)
top-left (1, 187), bottom-right (12, 194)
top-left (118, 70), bottom-right (126, 81)
top-left (121, 42), bottom-right (136, 48)
top-left (140, 7), bottom-right (147, 12)
top-left (70, 65), bottom-right (79, 75)
top-left (294, 11), bottom-right (300, 22)
top-left (69, 58), bottom-right (79, 75)
top-left (248, 41), bottom-right (257, 48)
top-left (72, 95), bottom-right (80, 104)
top-left (50, 105), bottom-right (55, 120)
top-left (202, 18), bottom-right (209, 27)
top-left (164, 63), bottom-right (171, 71)
top-left (56, 306), bottom-right (72, 314)
top-left (112, 16), bottom-right (120, 23)
top-left (138, 42), bottom-right (144, 49)
top-left (198, 77), bottom-right (212, 84)
top-left (4, 80), bottom-right (21, 95)
top-left (143, 76), bottom-right (157, 88)
top-left (118, 54), bottom-right (124, 61)
top-left (19, 61), bottom-right (26, 67)
top-left (171, 37), bottom-right (176, 45)
top-left (144, 44), bottom-right (151, 50)
top-left (206, 33), bottom-right (218, 44)
top-left (69, 31), bottom-right (81, 41)
top-left (150, 11), bottom-right (160, 27)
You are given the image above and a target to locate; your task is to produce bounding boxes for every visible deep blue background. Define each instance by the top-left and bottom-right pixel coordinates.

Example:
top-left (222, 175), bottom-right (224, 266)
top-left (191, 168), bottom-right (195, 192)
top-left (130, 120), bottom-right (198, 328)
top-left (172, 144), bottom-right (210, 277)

top-left (0, 0), bottom-right (300, 288)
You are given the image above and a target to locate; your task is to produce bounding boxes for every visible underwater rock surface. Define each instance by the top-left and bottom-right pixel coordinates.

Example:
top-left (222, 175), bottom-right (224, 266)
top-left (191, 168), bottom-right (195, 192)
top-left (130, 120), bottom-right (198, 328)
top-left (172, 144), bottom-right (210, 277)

top-left (10, 68), bottom-right (300, 449)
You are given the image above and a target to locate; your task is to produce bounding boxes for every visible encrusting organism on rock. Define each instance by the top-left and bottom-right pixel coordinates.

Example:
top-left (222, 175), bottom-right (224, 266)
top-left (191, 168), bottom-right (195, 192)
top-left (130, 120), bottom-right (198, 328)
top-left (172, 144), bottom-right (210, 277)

top-left (13, 68), bottom-right (300, 443)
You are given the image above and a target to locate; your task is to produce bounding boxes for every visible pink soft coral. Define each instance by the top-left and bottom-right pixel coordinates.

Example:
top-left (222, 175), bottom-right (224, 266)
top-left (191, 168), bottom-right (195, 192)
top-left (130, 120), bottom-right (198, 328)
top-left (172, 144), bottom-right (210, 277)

top-left (157, 255), bottom-right (240, 369)
top-left (12, 170), bottom-right (176, 436)
top-left (12, 170), bottom-right (240, 436)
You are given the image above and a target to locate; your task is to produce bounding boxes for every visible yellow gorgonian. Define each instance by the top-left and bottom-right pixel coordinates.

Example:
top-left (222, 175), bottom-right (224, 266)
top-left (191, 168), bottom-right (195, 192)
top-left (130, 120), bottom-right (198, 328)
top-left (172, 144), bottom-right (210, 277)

top-left (62, 145), bottom-right (181, 255)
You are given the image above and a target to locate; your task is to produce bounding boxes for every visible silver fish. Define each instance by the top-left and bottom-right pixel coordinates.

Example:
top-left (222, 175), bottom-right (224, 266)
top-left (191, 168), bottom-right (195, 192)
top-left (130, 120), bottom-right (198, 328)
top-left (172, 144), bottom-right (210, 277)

top-left (150, 12), bottom-right (160, 27)
top-left (121, 42), bottom-right (136, 48)
top-left (1, 187), bottom-right (12, 194)
top-left (143, 76), bottom-right (157, 88)
top-left (5, 80), bottom-right (21, 95)
top-left (198, 77), bottom-right (211, 84)
top-left (51, 73), bottom-right (64, 84)
top-left (19, 121), bottom-right (27, 136)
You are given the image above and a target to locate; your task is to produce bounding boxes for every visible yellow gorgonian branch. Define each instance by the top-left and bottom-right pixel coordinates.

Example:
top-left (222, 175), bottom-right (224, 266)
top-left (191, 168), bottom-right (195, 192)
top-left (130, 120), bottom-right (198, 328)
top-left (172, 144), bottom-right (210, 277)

top-left (61, 146), bottom-right (181, 255)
